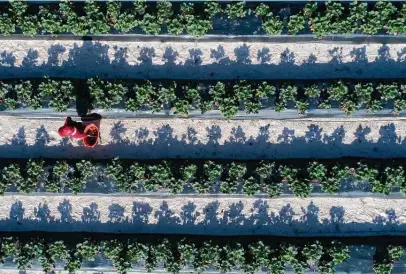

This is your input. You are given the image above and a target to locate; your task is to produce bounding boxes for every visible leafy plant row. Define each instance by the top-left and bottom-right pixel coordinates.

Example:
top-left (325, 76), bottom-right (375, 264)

top-left (3, 158), bottom-right (406, 197)
top-left (0, 234), bottom-right (351, 274)
top-left (1, 1), bottom-right (406, 36)
top-left (3, 78), bottom-right (406, 118)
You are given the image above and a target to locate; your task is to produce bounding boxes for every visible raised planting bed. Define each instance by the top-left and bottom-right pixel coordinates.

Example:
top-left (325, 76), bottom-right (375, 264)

top-left (0, 232), bottom-right (355, 274)
top-left (2, 157), bottom-right (406, 197)
top-left (2, 232), bottom-right (406, 274)
top-left (0, 1), bottom-right (406, 37)
top-left (2, 78), bottom-right (406, 118)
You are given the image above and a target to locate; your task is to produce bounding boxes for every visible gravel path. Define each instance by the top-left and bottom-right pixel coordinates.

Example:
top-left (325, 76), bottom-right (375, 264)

top-left (0, 194), bottom-right (405, 236)
top-left (1, 116), bottom-right (406, 159)
top-left (0, 39), bottom-right (405, 79)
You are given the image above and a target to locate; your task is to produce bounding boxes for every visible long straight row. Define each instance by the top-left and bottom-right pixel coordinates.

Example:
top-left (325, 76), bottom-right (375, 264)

top-left (0, 233), bottom-right (362, 274)
top-left (2, 158), bottom-right (406, 197)
top-left (1, 1), bottom-right (406, 36)
top-left (2, 78), bottom-right (406, 117)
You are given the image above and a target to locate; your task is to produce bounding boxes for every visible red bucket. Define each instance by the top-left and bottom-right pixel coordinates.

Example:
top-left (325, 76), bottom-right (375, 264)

top-left (83, 124), bottom-right (99, 148)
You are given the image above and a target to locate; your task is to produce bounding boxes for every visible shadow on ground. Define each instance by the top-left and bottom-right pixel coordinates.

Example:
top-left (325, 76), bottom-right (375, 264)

top-left (3, 198), bottom-right (404, 237)
top-left (0, 42), bottom-right (405, 79)
top-left (2, 121), bottom-right (406, 159)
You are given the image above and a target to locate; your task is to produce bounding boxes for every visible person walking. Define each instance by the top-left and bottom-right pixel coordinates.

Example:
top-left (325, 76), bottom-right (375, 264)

top-left (58, 117), bottom-right (86, 139)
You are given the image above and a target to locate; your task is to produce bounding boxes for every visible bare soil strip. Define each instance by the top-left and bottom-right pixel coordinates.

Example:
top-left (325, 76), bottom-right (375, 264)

top-left (0, 40), bottom-right (404, 79)
top-left (0, 116), bottom-right (405, 159)
top-left (0, 194), bottom-right (403, 237)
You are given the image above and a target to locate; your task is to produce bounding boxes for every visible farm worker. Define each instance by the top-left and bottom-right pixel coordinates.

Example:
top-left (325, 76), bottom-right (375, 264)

top-left (58, 117), bottom-right (86, 139)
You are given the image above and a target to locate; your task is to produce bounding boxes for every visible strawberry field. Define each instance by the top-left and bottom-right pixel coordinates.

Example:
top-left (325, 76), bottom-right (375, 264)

top-left (1, 0), bottom-right (406, 273)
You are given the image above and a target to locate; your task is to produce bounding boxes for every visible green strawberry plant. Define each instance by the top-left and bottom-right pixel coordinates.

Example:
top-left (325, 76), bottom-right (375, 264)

top-left (288, 14), bottom-right (305, 35)
top-left (304, 84), bottom-right (321, 98)
top-left (25, 159), bottom-right (45, 193)
top-left (220, 162), bottom-right (246, 194)
top-left (394, 99), bottom-right (406, 114)
top-left (279, 85), bottom-right (297, 104)
top-left (193, 161), bottom-right (221, 193)
top-left (88, 78), bottom-right (127, 110)
top-left (325, 165), bottom-right (350, 194)
top-left (225, 2), bottom-right (246, 19)
top-left (106, 157), bottom-right (131, 192)
top-left (204, 1), bottom-right (222, 19)
top-left (39, 6), bottom-right (63, 35)
top-left (242, 176), bottom-right (261, 195)
top-left (83, 1), bottom-right (110, 34)
top-left (378, 83), bottom-right (400, 101)
top-left (149, 83), bottom-right (176, 113)
top-left (2, 164), bottom-right (23, 193)
top-left (328, 81), bottom-right (348, 102)
top-left (15, 81), bottom-right (41, 109)
top-left (0, 12), bottom-right (15, 35)
top-left (262, 17), bottom-right (284, 35)
top-left (356, 162), bottom-right (381, 193)
top-left (146, 161), bottom-right (173, 192)
top-left (39, 78), bottom-right (75, 112)
top-left (340, 98), bottom-right (359, 115)
top-left (307, 162), bottom-right (327, 184)
top-left (354, 83), bottom-right (374, 104)
top-left (125, 81), bottom-right (153, 112)
top-left (46, 161), bottom-right (70, 192)
top-left (296, 100), bottom-right (309, 115)
top-left (140, 13), bottom-right (161, 35)
top-left (279, 165), bottom-right (311, 197)
top-left (66, 160), bottom-right (95, 194)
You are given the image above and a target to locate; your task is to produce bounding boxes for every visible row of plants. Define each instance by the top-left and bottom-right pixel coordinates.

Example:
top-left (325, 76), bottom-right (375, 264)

top-left (1, 1), bottom-right (406, 36)
top-left (374, 245), bottom-right (404, 274)
top-left (0, 234), bottom-right (351, 274)
top-left (2, 158), bottom-right (406, 197)
top-left (3, 78), bottom-right (406, 118)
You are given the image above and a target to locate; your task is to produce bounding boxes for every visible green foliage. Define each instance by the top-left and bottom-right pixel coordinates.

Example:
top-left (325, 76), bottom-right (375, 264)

top-left (88, 78), bottom-right (127, 110)
top-left (24, 160), bottom-right (45, 193)
top-left (210, 82), bottom-right (238, 119)
top-left (193, 161), bottom-right (221, 193)
top-left (39, 6), bottom-right (63, 35)
top-left (279, 165), bottom-right (312, 197)
top-left (140, 13), bottom-right (161, 35)
top-left (304, 85), bottom-right (321, 98)
top-left (325, 165), bottom-right (349, 194)
top-left (1, 158), bottom-right (406, 197)
top-left (66, 160), bottom-right (95, 194)
top-left (279, 85), bottom-right (297, 103)
top-left (328, 81), bottom-right (348, 102)
top-left (15, 81), bottom-right (41, 109)
top-left (204, 1), bottom-right (222, 19)
top-left (0, 235), bottom-right (354, 273)
top-left (225, 2), bottom-right (246, 19)
top-left (0, 1), bottom-right (405, 37)
top-left (46, 161), bottom-right (69, 192)
top-left (373, 245), bottom-right (403, 274)
top-left (146, 161), bottom-right (173, 192)
top-left (378, 83), bottom-right (400, 101)
top-left (288, 14), bottom-right (305, 35)
top-left (307, 162), bottom-right (327, 184)
top-left (2, 78), bottom-right (406, 117)
top-left (221, 162), bottom-right (246, 194)
top-left (262, 17), bottom-right (284, 35)
top-left (296, 100), bottom-right (309, 114)
top-left (2, 164), bottom-right (23, 193)
top-left (354, 83), bottom-right (374, 103)
top-left (39, 78), bottom-right (75, 112)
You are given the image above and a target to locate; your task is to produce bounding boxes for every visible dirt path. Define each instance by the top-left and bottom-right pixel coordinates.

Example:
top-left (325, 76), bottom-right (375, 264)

top-left (0, 116), bottom-right (406, 159)
top-left (0, 194), bottom-right (404, 236)
top-left (0, 39), bottom-right (405, 79)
